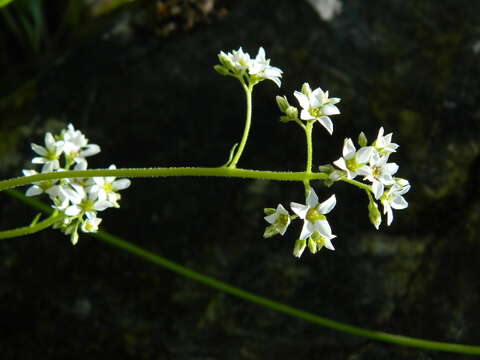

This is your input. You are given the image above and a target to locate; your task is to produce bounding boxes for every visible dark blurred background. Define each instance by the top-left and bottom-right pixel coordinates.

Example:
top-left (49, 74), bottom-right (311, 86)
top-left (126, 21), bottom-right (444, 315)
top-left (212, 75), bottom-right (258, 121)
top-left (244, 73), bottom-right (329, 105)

top-left (0, 0), bottom-right (479, 359)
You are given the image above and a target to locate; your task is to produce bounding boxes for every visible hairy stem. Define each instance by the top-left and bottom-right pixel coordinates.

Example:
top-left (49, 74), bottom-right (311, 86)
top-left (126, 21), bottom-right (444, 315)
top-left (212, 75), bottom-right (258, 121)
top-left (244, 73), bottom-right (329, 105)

top-left (0, 167), bottom-right (329, 192)
top-left (228, 83), bottom-right (253, 168)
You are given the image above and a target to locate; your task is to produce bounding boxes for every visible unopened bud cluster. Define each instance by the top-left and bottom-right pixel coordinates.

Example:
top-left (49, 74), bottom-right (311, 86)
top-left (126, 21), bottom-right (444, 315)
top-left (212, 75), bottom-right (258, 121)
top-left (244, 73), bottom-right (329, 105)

top-left (23, 124), bottom-right (130, 244)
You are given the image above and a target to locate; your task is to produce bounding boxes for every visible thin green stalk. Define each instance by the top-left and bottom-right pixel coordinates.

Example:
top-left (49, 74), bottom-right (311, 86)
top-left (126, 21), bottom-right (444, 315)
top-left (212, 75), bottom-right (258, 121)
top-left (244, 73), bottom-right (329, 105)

top-left (340, 176), bottom-right (372, 193)
top-left (228, 83), bottom-right (253, 168)
top-left (0, 167), bottom-right (329, 192)
top-left (4, 189), bottom-right (480, 355)
top-left (303, 121), bottom-right (314, 192)
top-left (0, 211), bottom-right (62, 239)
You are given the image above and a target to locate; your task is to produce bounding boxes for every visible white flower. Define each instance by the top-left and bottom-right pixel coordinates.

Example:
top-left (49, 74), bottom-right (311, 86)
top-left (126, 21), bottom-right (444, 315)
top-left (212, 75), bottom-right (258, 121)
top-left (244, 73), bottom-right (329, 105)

top-left (359, 152), bottom-right (399, 199)
top-left (217, 47), bottom-right (283, 87)
top-left (31, 132), bottom-right (64, 172)
top-left (264, 204), bottom-right (291, 237)
top-left (81, 213), bottom-right (102, 233)
top-left (293, 83), bottom-right (341, 134)
top-left (219, 47), bottom-right (251, 73)
top-left (62, 124), bottom-right (100, 164)
top-left (63, 183), bottom-right (112, 218)
top-left (380, 182), bottom-right (410, 225)
top-left (373, 127), bottom-right (399, 157)
top-left (87, 165), bottom-right (131, 207)
top-left (290, 188), bottom-right (336, 242)
top-left (333, 138), bottom-right (373, 179)
top-left (248, 47), bottom-right (283, 87)
top-left (22, 169), bottom-right (57, 197)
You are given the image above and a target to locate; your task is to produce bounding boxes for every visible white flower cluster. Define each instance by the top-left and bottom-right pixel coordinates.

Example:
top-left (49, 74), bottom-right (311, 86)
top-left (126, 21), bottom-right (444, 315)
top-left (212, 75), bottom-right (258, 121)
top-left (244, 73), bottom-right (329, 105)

top-left (23, 124), bottom-right (130, 244)
top-left (264, 188), bottom-right (337, 258)
top-left (215, 47), bottom-right (283, 87)
top-left (332, 127), bottom-right (410, 228)
top-left (276, 82), bottom-right (341, 134)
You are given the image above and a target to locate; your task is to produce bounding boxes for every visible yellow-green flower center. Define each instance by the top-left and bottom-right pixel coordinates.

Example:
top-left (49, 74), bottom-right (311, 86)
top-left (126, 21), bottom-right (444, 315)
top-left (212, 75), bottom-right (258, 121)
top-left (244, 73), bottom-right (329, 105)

top-left (309, 107), bottom-right (322, 118)
top-left (346, 158), bottom-right (357, 170)
top-left (276, 214), bottom-right (289, 226)
top-left (306, 208), bottom-right (325, 222)
top-left (103, 183), bottom-right (113, 193)
top-left (372, 166), bottom-right (381, 178)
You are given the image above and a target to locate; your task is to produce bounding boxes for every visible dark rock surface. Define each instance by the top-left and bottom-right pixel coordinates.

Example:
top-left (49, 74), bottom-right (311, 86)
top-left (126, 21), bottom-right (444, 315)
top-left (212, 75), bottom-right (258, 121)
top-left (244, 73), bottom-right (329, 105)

top-left (1, 0), bottom-right (479, 359)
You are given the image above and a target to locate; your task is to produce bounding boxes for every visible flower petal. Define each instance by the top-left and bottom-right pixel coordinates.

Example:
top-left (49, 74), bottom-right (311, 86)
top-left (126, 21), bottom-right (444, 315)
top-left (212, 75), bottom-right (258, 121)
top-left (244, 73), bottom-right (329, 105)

top-left (317, 194), bottom-right (336, 214)
top-left (290, 202), bottom-right (309, 219)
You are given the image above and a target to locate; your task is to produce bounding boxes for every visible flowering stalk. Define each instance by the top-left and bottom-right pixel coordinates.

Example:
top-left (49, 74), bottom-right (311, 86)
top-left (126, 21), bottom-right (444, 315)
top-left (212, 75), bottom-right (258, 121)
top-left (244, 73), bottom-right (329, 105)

top-left (227, 82), bottom-right (253, 168)
top-left (0, 167), bottom-right (330, 192)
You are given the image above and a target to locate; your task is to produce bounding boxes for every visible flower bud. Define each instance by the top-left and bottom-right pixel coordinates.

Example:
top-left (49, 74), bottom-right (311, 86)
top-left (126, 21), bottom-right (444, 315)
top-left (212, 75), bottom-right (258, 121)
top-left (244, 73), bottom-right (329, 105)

top-left (214, 65), bottom-right (230, 76)
top-left (358, 132), bottom-right (368, 147)
top-left (368, 200), bottom-right (382, 230)
top-left (276, 95), bottom-right (290, 113)
top-left (293, 239), bottom-right (307, 258)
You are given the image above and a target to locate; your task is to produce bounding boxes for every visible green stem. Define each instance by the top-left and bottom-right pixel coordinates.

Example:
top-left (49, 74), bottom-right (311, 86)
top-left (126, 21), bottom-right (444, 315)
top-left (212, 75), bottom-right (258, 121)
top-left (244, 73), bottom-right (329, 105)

top-left (0, 167), bottom-right (329, 192)
top-left (0, 211), bottom-right (62, 239)
top-left (228, 83), bottom-right (253, 168)
top-left (340, 176), bottom-right (373, 193)
top-left (5, 188), bottom-right (480, 355)
top-left (303, 121), bottom-right (314, 192)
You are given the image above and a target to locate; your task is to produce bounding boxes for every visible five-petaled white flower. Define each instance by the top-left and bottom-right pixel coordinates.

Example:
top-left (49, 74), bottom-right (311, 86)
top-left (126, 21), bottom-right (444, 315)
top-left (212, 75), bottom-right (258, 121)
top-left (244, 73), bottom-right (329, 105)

top-left (359, 152), bottom-right (399, 199)
top-left (248, 47), bottom-right (283, 87)
top-left (333, 138), bottom-right (373, 179)
top-left (373, 127), bottom-right (399, 157)
top-left (31, 132), bottom-right (64, 172)
top-left (217, 47), bottom-right (283, 87)
top-left (290, 188), bottom-right (336, 242)
top-left (87, 165), bottom-right (131, 207)
top-left (294, 82), bottom-right (341, 134)
top-left (264, 204), bottom-right (291, 237)
top-left (380, 181), bottom-right (410, 225)
top-left (62, 124), bottom-right (101, 165)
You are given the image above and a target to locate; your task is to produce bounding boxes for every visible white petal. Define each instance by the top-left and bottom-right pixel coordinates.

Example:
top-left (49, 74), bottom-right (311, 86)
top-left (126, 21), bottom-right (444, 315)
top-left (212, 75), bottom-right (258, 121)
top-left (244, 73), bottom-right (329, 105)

top-left (31, 143), bottom-right (47, 156)
top-left (65, 205), bottom-right (81, 216)
top-left (306, 188), bottom-right (319, 208)
top-left (317, 194), bottom-right (336, 214)
top-left (343, 138), bottom-right (356, 158)
top-left (333, 157), bottom-right (348, 172)
top-left (321, 104), bottom-right (340, 116)
top-left (93, 201), bottom-right (112, 211)
top-left (80, 144), bottom-right (101, 157)
top-left (277, 204), bottom-right (289, 215)
top-left (290, 202), bottom-right (309, 219)
top-left (383, 163), bottom-right (399, 176)
top-left (264, 213), bottom-right (278, 224)
top-left (300, 221), bottom-right (314, 240)
top-left (317, 116), bottom-right (333, 135)
top-left (294, 91), bottom-right (310, 110)
top-left (26, 185), bottom-right (43, 197)
top-left (386, 206), bottom-right (393, 225)
top-left (355, 146), bottom-right (373, 164)
top-left (324, 235), bottom-right (336, 250)
top-left (391, 196), bottom-right (408, 210)
top-left (32, 157), bottom-right (46, 164)
top-left (314, 219), bottom-right (332, 237)
top-left (372, 181), bottom-right (384, 200)
top-left (112, 179), bottom-right (131, 191)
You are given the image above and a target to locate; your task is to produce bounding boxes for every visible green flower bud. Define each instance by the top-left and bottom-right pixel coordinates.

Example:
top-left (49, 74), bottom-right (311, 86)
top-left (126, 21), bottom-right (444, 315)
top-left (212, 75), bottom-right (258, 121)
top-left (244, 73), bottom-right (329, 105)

top-left (368, 200), bottom-right (382, 230)
top-left (276, 95), bottom-right (290, 113)
top-left (293, 239), bottom-right (307, 258)
top-left (358, 132), bottom-right (368, 147)
top-left (263, 224), bottom-right (279, 238)
top-left (214, 65), bottom-right (230, 76)
top-left (308, 237), bottom-right (317, 254)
